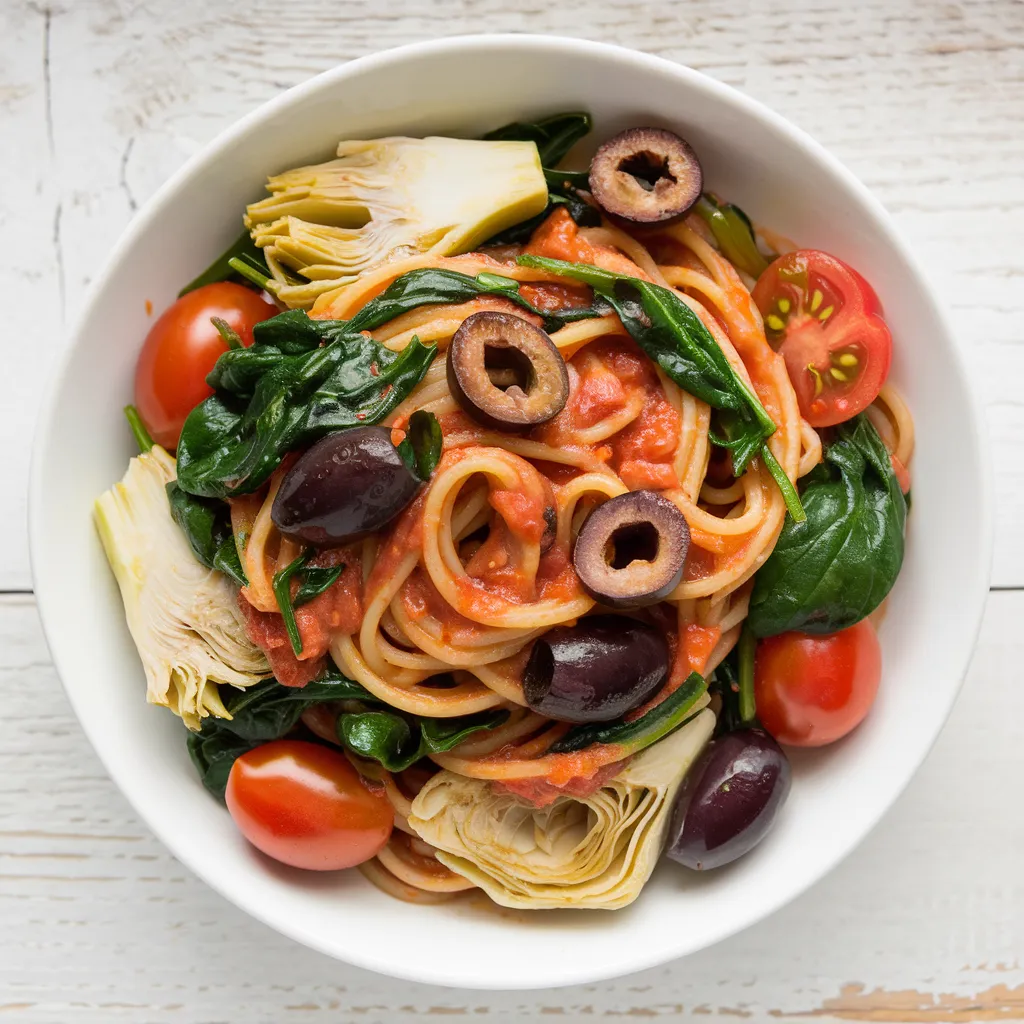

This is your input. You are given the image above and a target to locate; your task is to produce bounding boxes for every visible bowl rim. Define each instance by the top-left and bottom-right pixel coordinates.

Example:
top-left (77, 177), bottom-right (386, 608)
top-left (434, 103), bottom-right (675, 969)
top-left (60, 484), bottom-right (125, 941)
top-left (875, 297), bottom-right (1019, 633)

top-left (29, 33), bottom-right (994, 989)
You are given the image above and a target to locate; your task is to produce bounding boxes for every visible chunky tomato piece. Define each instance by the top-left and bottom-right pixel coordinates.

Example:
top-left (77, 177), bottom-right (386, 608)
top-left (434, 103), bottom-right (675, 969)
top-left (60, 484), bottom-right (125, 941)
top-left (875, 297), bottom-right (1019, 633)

top-left (753, 250), bottom-right (892, 427)
top-left (754, 620), bottom-right (882, 747)
top-left (226, 740), bottom-right (393, 870)
top-left (134, 282), bottom-right (278, 448)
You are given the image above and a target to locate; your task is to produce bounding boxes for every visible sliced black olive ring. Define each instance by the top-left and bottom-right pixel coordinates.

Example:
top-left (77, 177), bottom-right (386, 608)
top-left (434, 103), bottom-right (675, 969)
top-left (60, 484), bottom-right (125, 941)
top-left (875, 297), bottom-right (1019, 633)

top-left (572, 490), bottom-right (690, 608)
top-left (446, 311), bottom-right (569, 432)
top-left (588, 127), bottom-right (703, 224)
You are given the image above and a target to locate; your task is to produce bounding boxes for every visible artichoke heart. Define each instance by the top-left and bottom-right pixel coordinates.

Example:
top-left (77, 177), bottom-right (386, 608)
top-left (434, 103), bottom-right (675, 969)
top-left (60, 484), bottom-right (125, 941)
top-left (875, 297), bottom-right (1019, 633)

top-left (94, 446), bottom-right (270, 730)
top-left (408, 708), bottom-right (715, 910)
top-left (244, 136), bottom-right (548, 309)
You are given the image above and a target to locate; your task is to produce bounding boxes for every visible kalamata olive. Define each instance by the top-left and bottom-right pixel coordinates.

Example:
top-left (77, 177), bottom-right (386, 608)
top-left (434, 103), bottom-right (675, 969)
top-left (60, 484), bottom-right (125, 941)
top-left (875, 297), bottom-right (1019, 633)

top-left (447, 311), bottom-right (569, 431)
top-left (271, 426), bottom-right (419, 546)
top-left (589, 127), bottom-right (703, 224)
top-left (522, 615), bottom-right (669, 723)
top-left (665, 728), bottom-right (791, 870)
top-left (573, 491), bottom-right (689, 608)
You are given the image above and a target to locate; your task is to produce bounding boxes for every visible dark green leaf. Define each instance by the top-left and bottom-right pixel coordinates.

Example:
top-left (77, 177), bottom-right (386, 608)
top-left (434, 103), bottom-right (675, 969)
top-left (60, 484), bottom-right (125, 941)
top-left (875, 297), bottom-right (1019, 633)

top-left (273, 551), bottom-right (310, 657)
top-left (176, 325), bottom-right (436, 498)
top-left (178, 230), bottom-right (272, 297)
top-left (737, 626), bottom-right (757, 725)
top-left (294, 564), bottom-right (345, 607)
top-left (186, 671), bottom-right (377, 798)
top-left (397, 410), bottom-right (443, 482)
top-left (124, 404), bottom-right (154, 453)
top-left (549, 673), bottom-right (708, 754)
top-left (748, 416), bottom-right (907, 636)
top-left (337, 708), bottom-right (510, 772)
top-left (695, 195), bottom-right (771, 278)
top-left (227, 254), bottom-right (272, 291)
top-left (483, 112), bottom-right (592, 167)
top-left (166, 481), bottom-right (247, 587)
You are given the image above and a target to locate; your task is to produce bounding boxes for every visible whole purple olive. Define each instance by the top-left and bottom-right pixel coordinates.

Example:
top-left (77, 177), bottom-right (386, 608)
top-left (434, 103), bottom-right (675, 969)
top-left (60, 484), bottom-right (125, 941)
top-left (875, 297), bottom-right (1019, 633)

top-left (271, 426), bottom-right (420, 547)
top-left (522, 615), bottom-right (669, 723)
top-left (665, 728), bottom-right (791, 870)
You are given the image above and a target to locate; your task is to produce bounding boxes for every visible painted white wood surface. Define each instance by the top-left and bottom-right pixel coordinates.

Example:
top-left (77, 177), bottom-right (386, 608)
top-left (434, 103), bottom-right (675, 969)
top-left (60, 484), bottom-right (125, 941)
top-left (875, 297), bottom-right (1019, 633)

top-left (1, 0), bottom-right (1022, 1020)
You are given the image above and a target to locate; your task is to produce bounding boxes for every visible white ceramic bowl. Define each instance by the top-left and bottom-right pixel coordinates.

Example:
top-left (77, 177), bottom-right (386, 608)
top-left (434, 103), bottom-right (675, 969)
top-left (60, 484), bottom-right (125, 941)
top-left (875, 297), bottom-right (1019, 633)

top-left (30, 35), bottom-right (992, 989)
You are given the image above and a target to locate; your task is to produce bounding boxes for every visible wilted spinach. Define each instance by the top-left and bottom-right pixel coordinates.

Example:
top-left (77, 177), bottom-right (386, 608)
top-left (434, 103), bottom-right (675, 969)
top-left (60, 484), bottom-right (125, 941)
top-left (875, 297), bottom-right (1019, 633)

top-left (166, 482), bottom-right (247, 587)
top-left (272, 550), bottom-right (346, 657)
top-left (186, 672), bottom-right (374, 798)
top-left (517, 253), bottom-right (805, 521)
top-left (748, 416), bottom-right (907, 637)
top-left (550, 672), bottom-right (708, 755)
top-left (338, 707), bottom-right (510, 772)
top-left (396, 409), bottom-right (444, 482)
top-left (176, 324), bottom-right (435, 498)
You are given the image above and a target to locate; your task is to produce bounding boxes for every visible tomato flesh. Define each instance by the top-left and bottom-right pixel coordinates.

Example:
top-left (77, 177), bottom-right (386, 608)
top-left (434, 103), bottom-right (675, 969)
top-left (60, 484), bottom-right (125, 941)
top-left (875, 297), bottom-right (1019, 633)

top-left (752, 250), bottom-right (892, 428)
top-left (134, 282), bottom-right (278, 449)
top-left (754, 619), bottom-right (882, 747)
top-left (225, 740), bottom-right (393, 870)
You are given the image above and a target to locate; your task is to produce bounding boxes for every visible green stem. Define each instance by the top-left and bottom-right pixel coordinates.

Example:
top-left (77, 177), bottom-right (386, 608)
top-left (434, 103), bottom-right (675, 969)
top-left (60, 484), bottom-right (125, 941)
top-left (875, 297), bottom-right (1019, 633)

top-left (760, 443), bottom-right (806, 523)
top-left (737, 626), bottom-right (757, 725)
top-left (227, 255), bottom-right (271, 291)
top-left (210, 316), bottom-right (244, 350)
top-left (272, 551), bottom-right (310, 657)
top-left (124, 405), bottom-right (154, 453)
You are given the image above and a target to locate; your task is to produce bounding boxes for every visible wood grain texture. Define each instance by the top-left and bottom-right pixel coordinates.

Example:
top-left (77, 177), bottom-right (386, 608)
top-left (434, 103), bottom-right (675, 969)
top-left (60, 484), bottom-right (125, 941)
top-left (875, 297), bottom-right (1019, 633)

top-left (1, 590), bottom-right (1021, 1021)
top-left (1, 0), bottom-right (1022, 1019)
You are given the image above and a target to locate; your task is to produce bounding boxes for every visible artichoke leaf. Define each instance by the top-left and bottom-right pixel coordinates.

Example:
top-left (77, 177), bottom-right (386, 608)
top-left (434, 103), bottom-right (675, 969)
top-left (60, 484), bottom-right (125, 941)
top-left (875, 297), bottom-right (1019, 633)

top-left (408, 706), bottom-right (715, 910)
top-left (245, 137), bottom-right (548, 309)
top-left (94, 446), bottom-right (270, 730)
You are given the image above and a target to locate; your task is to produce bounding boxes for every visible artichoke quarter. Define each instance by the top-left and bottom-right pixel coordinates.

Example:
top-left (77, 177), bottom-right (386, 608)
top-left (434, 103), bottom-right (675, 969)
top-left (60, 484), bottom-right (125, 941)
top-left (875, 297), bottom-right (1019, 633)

top-left (408, 708), bottom-right (715, 909)
top-left (244, 136), bottom-right (548, 309)
top-left (94, 446), bottom-right (270, 730)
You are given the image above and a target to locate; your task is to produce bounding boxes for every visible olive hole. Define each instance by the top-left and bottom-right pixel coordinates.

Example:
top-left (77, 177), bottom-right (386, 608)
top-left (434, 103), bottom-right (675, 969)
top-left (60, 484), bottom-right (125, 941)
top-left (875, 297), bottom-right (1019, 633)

top-left (485, 344), bottom-right (535, 394)
top-left (617, 151), bottom-right (675, 192)
top-left (607, 522), bottom-right (660, 569)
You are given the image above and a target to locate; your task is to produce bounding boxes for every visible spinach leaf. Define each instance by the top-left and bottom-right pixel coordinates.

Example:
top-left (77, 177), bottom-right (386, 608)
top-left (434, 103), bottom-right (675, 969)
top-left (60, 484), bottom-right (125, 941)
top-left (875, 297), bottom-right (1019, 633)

top-left (517, 254), bottom-right (806, 521)
top-left (550, 672), bottom-right (708, 754)
top-left (695, 195), bottom-right (771, 279)
top-left (748, 416), bottom-right (907, 637)
top-left (484, 112), bottom-right (592, 167)
top-left (337, 708), bottom-right (510, 772)
top-left (176, 326), bottom-right (436, 498)
top-left (166, 481), bottom-right (247, 587)
top-left (346, 267), bottom-right (602, 336)
top-left (178, 230), bottom-right (272, 297)
top-left (186, 671), bottom-right (375, 798)
top-left (397, 409), bottom-right (443, 482)
top-left (272, 550), bottom-right (346, 657)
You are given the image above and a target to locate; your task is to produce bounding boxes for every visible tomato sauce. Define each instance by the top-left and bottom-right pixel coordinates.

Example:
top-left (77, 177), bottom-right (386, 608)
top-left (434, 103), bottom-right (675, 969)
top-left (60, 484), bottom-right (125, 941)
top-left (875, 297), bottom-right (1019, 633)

top-left (496, 759), bottom-right (627, 808)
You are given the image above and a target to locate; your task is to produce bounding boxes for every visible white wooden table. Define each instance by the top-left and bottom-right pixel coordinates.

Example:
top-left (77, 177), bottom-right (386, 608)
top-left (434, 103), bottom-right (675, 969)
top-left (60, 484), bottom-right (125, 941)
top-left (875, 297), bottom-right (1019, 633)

top-left (2, 2), bottom-right (1022, 1020)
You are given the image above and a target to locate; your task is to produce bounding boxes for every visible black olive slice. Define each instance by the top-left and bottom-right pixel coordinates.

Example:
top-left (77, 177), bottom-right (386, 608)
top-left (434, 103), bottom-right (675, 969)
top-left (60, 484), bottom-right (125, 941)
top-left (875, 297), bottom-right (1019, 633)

top-left (522, 615), bottom-right (670, 723)
top-left (271, 426), bottom-right (420, 547)
top-left (446, 311), bottom-right (569, 432)
top-left (588, 127), bottom-right (703, 224)
top-left (573, 491), bottom-right (690, 608)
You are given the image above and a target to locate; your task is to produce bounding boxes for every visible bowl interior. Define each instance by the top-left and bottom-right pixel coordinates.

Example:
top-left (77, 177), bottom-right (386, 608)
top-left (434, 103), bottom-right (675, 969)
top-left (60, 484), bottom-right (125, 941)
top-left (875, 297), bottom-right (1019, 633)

top-left (30, 36), bottom-right (990, 989)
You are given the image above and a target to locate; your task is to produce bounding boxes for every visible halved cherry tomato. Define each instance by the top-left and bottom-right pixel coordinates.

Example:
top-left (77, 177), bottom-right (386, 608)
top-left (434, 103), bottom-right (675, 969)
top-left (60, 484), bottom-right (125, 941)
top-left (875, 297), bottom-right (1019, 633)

top-left (754, 619), bottom-right (882, 747)
top-left (134, 282), bottom-right (278, 449)
top-left (225, 740), bottom-right (393, 870)
top-left (752, 250), bottom-right (892, 428)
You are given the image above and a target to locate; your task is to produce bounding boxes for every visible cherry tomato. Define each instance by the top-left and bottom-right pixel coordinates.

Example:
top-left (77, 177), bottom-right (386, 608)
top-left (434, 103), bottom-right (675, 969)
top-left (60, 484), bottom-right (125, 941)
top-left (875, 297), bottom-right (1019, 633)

top-left (752, 250), bottom-right (892, 428)
top-left (225, 740), bottom-right (393, 870)
top-left (134, 282), bottom-right (278, 449)
top-left (754, 620), bottom-right (882, 747)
